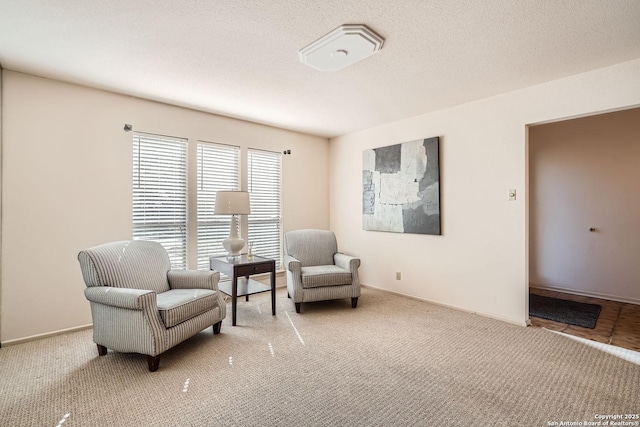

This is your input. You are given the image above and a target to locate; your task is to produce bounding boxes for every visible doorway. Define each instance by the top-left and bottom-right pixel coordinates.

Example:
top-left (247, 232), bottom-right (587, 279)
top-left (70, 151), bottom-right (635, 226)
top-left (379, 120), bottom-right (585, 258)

top-left (527, 107), bottom-right (640, 351)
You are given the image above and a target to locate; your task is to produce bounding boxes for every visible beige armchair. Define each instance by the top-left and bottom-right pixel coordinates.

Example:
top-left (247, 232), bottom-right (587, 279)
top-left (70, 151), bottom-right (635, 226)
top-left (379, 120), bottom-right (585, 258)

top-left (78, 240), bottom-right (226, 371)
top-left (284, 229), bottom-right (361, 313)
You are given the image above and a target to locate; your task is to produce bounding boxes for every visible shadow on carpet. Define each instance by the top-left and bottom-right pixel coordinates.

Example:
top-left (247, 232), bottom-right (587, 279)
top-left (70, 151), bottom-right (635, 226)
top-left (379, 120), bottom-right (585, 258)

top-left (529, 294), bottom-right (602, 329)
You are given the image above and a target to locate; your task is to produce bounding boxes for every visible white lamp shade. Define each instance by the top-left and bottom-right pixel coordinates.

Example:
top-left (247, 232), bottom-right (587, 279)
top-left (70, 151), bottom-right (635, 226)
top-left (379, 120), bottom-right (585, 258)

top-left (214, 191), bottom-right (251, 215)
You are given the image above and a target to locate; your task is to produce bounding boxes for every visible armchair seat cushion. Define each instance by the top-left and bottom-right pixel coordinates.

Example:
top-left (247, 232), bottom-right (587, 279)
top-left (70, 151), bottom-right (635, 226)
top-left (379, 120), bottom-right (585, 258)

top-left (156, 289), bottom-right (218, 328)
top-left (301, 265), bottom-right (352, 288)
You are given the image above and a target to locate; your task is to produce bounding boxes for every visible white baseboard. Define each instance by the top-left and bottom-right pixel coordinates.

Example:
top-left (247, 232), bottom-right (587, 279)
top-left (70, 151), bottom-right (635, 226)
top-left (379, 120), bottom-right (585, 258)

top-left (530, 283), bottom-right (640, 306)
top-left (1, 324), bottom-right (93, 347)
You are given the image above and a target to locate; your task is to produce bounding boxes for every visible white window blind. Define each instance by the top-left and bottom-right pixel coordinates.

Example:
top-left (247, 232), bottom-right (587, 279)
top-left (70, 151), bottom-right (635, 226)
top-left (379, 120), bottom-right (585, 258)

top-left (248, 149), bottom-right (282, 267)
top-left (197, 142), bottom-right (240, 269)
top-left (133, 132), bottom-right (188, 269)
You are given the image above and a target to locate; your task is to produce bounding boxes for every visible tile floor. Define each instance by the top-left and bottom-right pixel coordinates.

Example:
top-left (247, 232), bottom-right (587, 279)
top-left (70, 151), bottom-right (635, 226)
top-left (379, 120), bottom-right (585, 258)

top-left (529, 287), bottom-right (640, 352)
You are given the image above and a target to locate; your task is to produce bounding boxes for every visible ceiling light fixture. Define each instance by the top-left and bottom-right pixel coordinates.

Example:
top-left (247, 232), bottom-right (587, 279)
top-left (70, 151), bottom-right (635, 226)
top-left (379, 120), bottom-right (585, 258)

top-left (299, 24), bottom-right (384, 72)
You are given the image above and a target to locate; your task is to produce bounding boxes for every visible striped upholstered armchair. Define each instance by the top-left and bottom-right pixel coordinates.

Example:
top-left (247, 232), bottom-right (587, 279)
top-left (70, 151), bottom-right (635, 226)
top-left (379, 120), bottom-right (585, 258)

top-left (284, 229), bottom-right (361, 313)
top-left (77, 240), bottom-right (226, 371)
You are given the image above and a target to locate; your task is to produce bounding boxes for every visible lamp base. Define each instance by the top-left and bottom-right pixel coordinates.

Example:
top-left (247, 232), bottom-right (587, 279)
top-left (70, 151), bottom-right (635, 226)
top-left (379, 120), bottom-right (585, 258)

top-left (222, 236), bottom-right (245, 257)
top-left (222, 214), bottom-right (245, 257)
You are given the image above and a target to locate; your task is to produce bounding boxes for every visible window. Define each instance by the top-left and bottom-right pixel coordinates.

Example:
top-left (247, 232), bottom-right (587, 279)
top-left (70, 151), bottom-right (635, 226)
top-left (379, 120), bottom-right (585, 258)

top-left (196, 142), bottom-right (240, 269)
top-left (132, 134), bottom-right (283, 270)
top-left (248, 149), bottom-right (282, 267)
top-left (132, 132), bottom-right (188, 269)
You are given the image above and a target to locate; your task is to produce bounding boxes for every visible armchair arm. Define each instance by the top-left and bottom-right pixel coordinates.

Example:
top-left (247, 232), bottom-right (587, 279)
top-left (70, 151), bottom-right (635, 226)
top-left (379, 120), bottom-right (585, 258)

top-left (168, 270), bottom-right (220, 291)
top-left (284, 254), bottom-right (304, 303)
top-left (84, 286), bottom-right (168, 356)
top-left (334, 252), bottom-right (361, 295)
top-left (84, 287), bottom-right (155, 310)
top-left (283, 255), bottom-right (301, 274)
top-left (334, 253), bottom-right (361, 273)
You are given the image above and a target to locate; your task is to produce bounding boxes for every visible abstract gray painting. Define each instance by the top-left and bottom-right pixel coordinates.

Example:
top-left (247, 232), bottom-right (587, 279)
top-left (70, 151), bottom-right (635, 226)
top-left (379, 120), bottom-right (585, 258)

top-left (363, 137), bottom-right (440, 235)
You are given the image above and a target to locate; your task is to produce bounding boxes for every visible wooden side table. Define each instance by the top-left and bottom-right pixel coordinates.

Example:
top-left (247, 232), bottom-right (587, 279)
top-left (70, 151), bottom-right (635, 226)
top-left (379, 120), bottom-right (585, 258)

top-left (209, 254), bottom-right (276, 326)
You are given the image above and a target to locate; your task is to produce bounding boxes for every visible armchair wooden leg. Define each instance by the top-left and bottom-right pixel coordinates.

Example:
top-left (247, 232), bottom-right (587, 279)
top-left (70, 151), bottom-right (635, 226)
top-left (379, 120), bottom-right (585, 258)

top-left (351, 297), bottom-right (358, 308)
top-left (212, 321), bottom-right (222, 335)
top-left (147, 355), bottom-right (161, 372)
top-left (295, 303), bottom-right (301, 313)
top-left (97, 344), bottom-right (107, 356)
top-left (287, 292), bottom-right (291, 299)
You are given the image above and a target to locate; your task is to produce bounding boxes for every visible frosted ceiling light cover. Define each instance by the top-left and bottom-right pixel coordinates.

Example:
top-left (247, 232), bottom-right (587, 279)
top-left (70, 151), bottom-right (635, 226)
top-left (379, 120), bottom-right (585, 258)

top-left (299, 24), bottom-right (384, 72)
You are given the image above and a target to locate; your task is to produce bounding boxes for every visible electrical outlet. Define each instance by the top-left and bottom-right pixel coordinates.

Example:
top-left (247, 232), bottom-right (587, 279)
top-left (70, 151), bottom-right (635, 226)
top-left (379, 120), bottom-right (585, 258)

top-left (396, 272), bottom-right (401, 280)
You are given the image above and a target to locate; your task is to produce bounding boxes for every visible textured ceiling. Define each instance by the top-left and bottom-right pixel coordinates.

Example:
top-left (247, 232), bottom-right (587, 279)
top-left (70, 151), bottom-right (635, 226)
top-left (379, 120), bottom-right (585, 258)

top-left (1, 0), bottom-right (640, 138)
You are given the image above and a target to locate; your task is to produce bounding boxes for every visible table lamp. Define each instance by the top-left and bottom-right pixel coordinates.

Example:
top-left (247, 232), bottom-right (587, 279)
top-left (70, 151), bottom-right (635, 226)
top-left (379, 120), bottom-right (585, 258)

top-left (214, 191), bottom-right (251, 257)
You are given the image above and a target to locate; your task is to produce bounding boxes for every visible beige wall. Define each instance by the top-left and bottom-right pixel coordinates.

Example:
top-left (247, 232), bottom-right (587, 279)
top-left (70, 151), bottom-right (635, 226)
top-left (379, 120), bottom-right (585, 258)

top-left (2, 58), bottom-right (640, 342)
top-left (0, 71), bottom-right (329, 343)
top-left (329, 59), bottom-right (640, 326)
top-left (529, 108), bottom-right (640, 303)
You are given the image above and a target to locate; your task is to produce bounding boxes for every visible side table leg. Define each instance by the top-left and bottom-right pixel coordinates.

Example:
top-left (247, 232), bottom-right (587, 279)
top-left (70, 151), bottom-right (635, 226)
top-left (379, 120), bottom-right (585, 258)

top-left (232, 275), bottom-right (238, 326)
top-left (271, 268), bottom-right (276, 316)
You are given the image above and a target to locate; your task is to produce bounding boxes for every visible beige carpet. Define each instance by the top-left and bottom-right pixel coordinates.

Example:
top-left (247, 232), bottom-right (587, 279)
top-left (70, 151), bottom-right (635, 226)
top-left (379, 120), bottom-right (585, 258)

top-left (1, 287), bottom-right (639, 426)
